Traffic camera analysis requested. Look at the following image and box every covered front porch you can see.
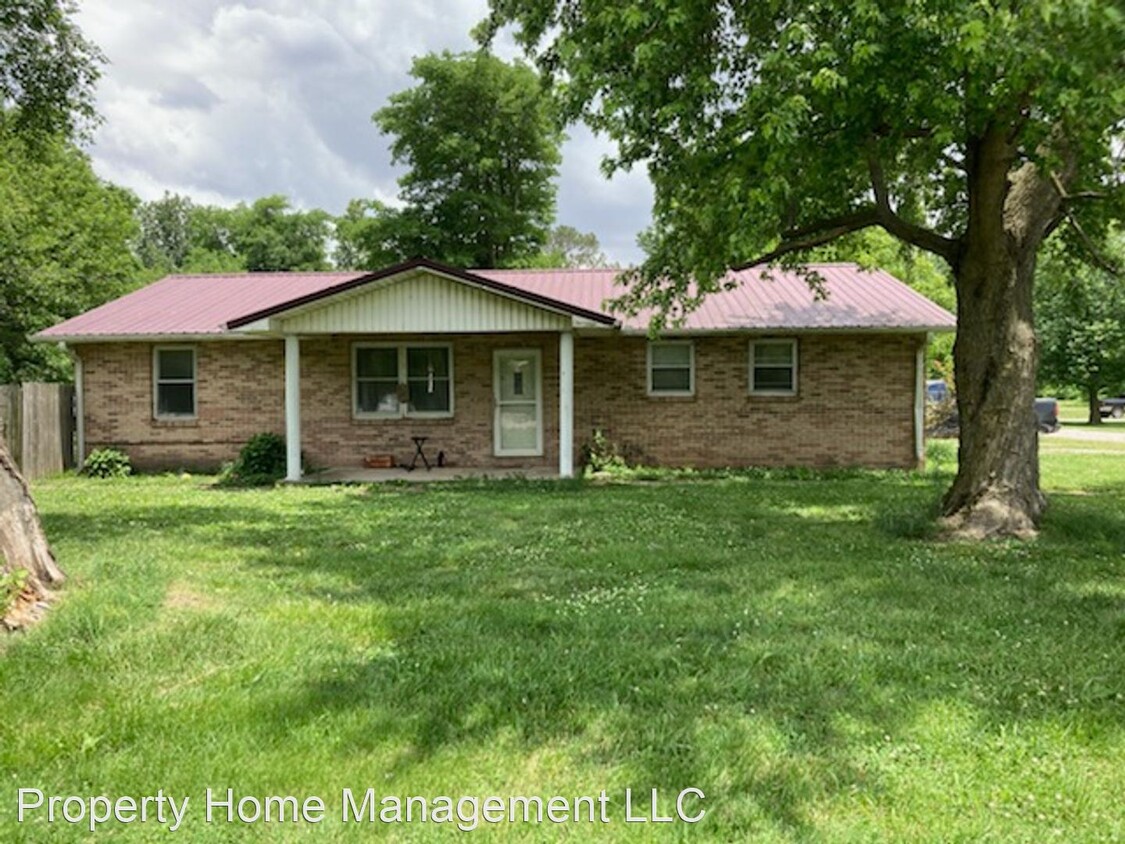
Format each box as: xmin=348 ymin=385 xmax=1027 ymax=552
xmin=222 ymin=261 xmax=616 ymax=482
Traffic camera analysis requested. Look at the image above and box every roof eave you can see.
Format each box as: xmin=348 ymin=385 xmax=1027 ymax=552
xmin=617 ymin=323 xmax=955 ymax=336
xmin=31 ymin=331 xmax=250 ymax=344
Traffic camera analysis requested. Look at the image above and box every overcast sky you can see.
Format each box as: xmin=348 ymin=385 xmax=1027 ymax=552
xmin=75 ymin=0 xmax=654 ymax=265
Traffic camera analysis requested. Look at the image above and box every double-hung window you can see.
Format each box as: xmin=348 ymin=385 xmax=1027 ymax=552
xmin=354 ymin=344 xmax=453 ymax=418
xmin=153 ymin=346 xmax=196 ymax=418
xmin=749 ymin=339 xmax=798 ymax=395
xmin=647 ymin=341 xmax=694 ymax=396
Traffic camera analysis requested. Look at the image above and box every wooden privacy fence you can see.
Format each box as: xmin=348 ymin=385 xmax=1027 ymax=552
xmin=0 ymin=383 xmax=76 ymax=480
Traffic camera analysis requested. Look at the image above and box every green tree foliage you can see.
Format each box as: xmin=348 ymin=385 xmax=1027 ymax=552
xmin=137 ymin=193 xmax=331 ymax=274
xmin=1036 ymin=233 xmax=1125 ymax=423
xmin=0 ymin=0 xmax=102 ymax=141
xmin=0 ymin=120 xmax=141 ymax=381
xmin=540 ymin=225 xmax=612 ymax=268
xmin=234 ymin=195 xmax=331 ymax=272
xmin=370 ymin=50 xmax=563 ymax=268
xmin=333 ymin=199 xmax=404 ymax=270
xmin=483 ymin=0 xmax=1125 ymax=536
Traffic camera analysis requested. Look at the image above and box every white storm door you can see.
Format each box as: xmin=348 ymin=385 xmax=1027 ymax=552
xmin=494 ymin=349 xmax=543 ymax=456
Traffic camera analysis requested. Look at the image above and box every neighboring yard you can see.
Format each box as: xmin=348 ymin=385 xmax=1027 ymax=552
xmin=1 ymin=444 xmax=1122 ymax=842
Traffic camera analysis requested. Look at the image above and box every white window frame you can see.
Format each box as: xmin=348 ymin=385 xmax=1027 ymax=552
xmin=352 ymin=342 xmax=454 ymax=420
xmin=647 ymin=340 xmax=695 ymax=397
xmin=493 ymin=348 xmax=544 ymax=457
xmin=152 ymin=345 xmax=197 ymax=420
xmin=749 ymin=338 xmax=799 ymax=396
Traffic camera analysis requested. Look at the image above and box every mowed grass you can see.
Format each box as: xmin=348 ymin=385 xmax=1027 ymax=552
xmin=1 ymin=444 xmax=1123 ymax=842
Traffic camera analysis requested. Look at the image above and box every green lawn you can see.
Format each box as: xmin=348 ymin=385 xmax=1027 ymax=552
xmin=2 ymin=446 xmax=1123 ymax=842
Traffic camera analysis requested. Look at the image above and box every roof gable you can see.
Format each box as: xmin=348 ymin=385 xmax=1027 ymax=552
xmin=227 ymin=258 xmax=616 ymax=330
xmin=258 ymin=268 xmax=578 ymax=334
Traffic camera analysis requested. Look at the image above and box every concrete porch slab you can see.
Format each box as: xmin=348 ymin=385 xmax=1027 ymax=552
xmin=298 ymin=466 xmax=561 ymax=484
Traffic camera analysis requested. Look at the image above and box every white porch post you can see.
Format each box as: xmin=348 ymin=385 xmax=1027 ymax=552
xmin=285 ymin=334 xmax=302 ymax=481
xmin=559 ymin=330 xmax=574 ymax=477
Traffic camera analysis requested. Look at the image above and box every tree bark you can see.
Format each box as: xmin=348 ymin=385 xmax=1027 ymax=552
xmin=1087 ymin=386 xmax=1102 ymax=425
xmin=941 ymin=127 xmax=1067 ymax=539
xmin=1 ymin=438 xmax=64 ymax=630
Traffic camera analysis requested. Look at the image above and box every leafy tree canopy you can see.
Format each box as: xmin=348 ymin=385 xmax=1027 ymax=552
xmin=0 ymin=0 xmax=102 ymax=141
xmin=483 ymin=1 xmax=1122 ymax=302
xmin=482 ymin=0 xmax=1125 ymax=536
xmin=0 ymin=119 xmax=141 ymax=380
xmin=137 ymin=193 xmax=332 ymax=274
xmin=332 ymin=198 xmax=406 ymax=270
xmin=371 ymin=50 xmax=563 ymax=268
xmin=233 ymin=195 xmax=332 ymax=272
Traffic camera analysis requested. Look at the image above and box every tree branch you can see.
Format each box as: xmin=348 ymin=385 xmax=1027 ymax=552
xmin=867 ymin=152 xmax=961 ymax=264
xmin=732 ymin=207 xmax=880 ymax=270
xmin=1048 ymin=171 xmax=1110 ymax=204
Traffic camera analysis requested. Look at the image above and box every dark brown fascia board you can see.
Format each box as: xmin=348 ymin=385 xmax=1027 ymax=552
xmin=225 ymin=257 xmax=619 ymax=330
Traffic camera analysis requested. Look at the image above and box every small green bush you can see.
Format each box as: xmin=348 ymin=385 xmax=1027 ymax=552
xmin=219 ymin=432 xmax=288 ymax=487
xmin=82 ymin=448 xmax=132 ymax=479
xmin=581 ymin=428 xmax=628 ymax=474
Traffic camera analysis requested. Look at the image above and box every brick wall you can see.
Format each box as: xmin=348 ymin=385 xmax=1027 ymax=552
xmin=77 ymin=331 xmax=921 ymax=472
xmin=574 ymin=334 xmax=920 ymax=469
xmin=79 ymin=340 xmax=285 ymax=470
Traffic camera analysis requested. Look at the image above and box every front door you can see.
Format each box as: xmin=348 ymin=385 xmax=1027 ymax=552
xmin=494 ymin=349 xmax=543 ymax=456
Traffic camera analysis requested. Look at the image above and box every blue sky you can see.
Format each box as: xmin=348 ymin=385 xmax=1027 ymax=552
xmin=76 ymin=0 xmax=654 ymax=265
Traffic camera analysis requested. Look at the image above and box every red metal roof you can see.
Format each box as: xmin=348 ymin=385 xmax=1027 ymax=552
xmin=476 ymin=264 xmax=955 ymax=331
xmin=37 ymin=260 xmax=954 ymax=340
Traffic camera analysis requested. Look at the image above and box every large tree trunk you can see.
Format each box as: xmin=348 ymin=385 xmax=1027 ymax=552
xmin=1 ymin=438 xmax=64 ymax=630
xmin=941 ymin=127 xmax=1068 ymax=539
xmin=944 ymin=241 xmax=1044 ymax=537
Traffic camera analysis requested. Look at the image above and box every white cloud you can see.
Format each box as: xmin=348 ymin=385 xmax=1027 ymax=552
xmin=77 ymin=0 xmax=651 ymax=264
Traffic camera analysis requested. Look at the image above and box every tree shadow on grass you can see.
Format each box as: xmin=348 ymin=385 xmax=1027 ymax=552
xmin=35 ymin=475 xmax=1125 ymax=837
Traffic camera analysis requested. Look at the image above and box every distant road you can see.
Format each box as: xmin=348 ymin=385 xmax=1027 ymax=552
xmin=1051 ymin=424 xmax=1125 ymax=444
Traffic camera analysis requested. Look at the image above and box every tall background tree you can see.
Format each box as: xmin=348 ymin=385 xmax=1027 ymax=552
xmin=1 ymin=0 xmax=104 ymax=619
xmin=1036 ymin=232 xmax=1125 ymax=423
xmin=0 ymin=120 xmax=140 ymax=381
xmin=482 ymin=0 xmax=1125 ymax=537
xmin=361 ymin=50 xmax=563 ymax=268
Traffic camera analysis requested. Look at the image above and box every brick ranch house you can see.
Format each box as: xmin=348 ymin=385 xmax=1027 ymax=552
xmin=36 ymin=257 xmax=955 ymax=480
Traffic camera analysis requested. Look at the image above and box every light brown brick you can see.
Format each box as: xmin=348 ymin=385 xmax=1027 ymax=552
xmin=76 ymin=332 xmax=920 ymax=472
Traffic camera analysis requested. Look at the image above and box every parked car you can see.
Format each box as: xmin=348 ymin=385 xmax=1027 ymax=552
xmin=1034 ymin=397 xmax=1060 ymax=433
xmin=926 ymin=379 xmax=949 ymax=402
xmin=1099 ymin=396 xmax=1125 ymax=419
